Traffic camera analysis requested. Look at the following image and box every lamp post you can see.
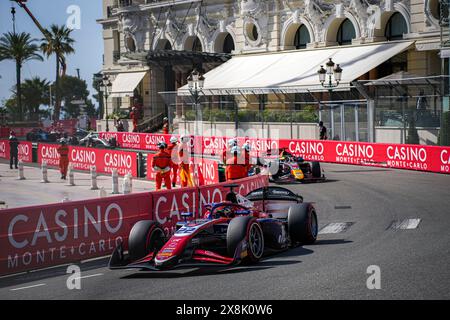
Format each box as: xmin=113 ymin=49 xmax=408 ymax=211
xmin=99 ymin=75 xmax=112 ymax=132
xmin=318 ymin=58 xmax=343 ymax=140
xmin=187 ymin=69 xmax=205 ymax=188
xmin=187 ymin=69 xmax=205 ymax=137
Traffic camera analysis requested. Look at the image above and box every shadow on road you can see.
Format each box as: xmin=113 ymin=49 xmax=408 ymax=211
xmin=313 ymin=239 xmax=353 ymax=245
xmin=120 ymin=259 xmax=302 ymax=279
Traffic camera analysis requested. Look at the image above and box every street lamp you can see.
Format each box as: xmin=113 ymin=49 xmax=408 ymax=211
xmin=318 ymin=58 xmax=343 ymax=140
xmin=187 ymin=68 xmax=205 ymax=137
xmin=318 ymin=58 xmax=343 ymax=90
xmin=99 ymin=75 xmax=112 ymax=132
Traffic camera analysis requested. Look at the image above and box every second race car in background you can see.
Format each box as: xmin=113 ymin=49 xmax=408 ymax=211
xmin=267 ymin=148 xmax=326 ymax=183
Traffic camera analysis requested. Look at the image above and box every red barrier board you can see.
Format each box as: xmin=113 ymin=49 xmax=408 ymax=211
xmin=151 ymin=187 xmax=199 ymax=236
xmin=99 ymin=132 xmax=171 ymax=151
xmin=38 ymin=143 xmax=138 ymax=177
xmin=0 ymin=140 xmax=33 ymax=163
xmin=279 ymin=139 xmax=450 ymax=174
xmin=0 ymin=193 xmax=152 ymax=276
xmin=0 ymin=127 xmax=9 ymax=138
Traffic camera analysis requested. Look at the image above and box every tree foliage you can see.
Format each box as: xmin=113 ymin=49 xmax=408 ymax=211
xmin=0 ymin=32 xmax=43 ymax=121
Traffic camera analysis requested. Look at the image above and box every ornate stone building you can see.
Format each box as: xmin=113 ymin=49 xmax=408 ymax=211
xmin=98 ymin=0 xmax=446 ymax=142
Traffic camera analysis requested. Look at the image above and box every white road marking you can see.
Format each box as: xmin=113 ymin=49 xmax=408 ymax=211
xmin=319 ymin=222 xmax=354 ymax=234
xmin=390 ymin=218 xmax=421 ymax=230
xmin=75 ymin=273 xmax=104 ymax=280
xmin=10 ymin=283 xmax=46 ymax=291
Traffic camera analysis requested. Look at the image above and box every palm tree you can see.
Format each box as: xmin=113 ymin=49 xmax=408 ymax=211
xmin=0 ymin=32 xmax=43 ymax=121
xmin=21 ymin=77 xmax=50 ymax=121
xmin=41 ymin=24 xmax=75 ymax=121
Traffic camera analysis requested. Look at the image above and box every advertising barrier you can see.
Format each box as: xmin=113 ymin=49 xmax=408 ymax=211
xmin=99 ymin=132 xmax=171 ymax=151
xmin=278 ymin=139 xmax=450 ymax=174
xmin=0 ymin=127 xmax=9 ymax=138
xmin=37 ymin=143 xmax=138 ymax=177
xmin=96 ymin=132 xmax=450 ymax=175
xmin=0 ymin=140 xmax=33 ymax=163
xmin=0 ymin=193 xmax=152 ymax=275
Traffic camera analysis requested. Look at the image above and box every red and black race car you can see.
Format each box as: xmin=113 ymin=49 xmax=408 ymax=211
xmin=267 ymin=148 xmax=326 ymax=183
xmin=109 ymin=186 xmax=318 ymax=271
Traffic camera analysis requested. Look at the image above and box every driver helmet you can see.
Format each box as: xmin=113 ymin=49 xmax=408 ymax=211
xmin=170 ymin=136 xmax=178 ymax=144
xmin=231 ymin=145 xmax=241 ymax=156
xmin=242 ymin=143 xmax=251 ymax=152
xmin=163 ymin=117 xmax=168 ymax=122
xmin=157 ymin=141 xmax=167 ymax=149
xmin=227 ymin=138 xmax=237 ymax=147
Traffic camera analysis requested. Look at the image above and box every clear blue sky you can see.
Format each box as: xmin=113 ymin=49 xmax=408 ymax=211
xmin=0 ymin=0 xmax=103 ymax=106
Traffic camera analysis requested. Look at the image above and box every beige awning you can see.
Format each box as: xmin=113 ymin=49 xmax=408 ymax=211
xmin=111 ymin=71 xmax=147 ymax=98
xmin=178 ymin=41 xmax=414 ymax=96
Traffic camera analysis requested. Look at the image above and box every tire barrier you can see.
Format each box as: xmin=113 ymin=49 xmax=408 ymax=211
xmin=0 ymin=174 xmax=268 ymax=276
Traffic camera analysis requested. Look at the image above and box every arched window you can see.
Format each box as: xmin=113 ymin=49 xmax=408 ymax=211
xmin=192 ymin=37 xmax=203 ymax=52
xmin=294 ymin=25 xmax=310 ymax=49
xmin=126 ymin=36 xmax=136 ymax=52
xmin=336 ymin=19 xmax=356 ymax=45
xmin=164 ymin=40 xmax=172 ymax=50
xmin=223 ymin=33 xmax=235 ymax=53
xmin=385 ymin=12 xmax=408 ymax=41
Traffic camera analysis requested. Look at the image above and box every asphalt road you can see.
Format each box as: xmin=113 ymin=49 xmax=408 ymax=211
xmin=1 ymin=163 xmax=449 ymax=300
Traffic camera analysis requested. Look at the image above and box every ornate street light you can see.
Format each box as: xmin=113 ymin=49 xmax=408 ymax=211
xmin=318 ymin=58 xmax=343 ymax=90
xmin=318 ymin=58 xmax=343 ymax=141
xmin=187 ymin=68 xmax=204 ymax=136
xmin=99 ymin=75 xmax=112 ymax=132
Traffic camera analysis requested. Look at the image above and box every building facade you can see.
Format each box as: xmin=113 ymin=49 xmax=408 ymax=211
xmin=98 ymin=0 xmax=447 ymax=143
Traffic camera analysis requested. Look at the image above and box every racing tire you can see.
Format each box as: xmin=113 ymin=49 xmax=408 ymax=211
xmin=311 ymin=162 xmax=321 ymax=178
xmin=227 ymin=216 xmax=264 ymax=263
xmin=128 ymin=220 xmax=166 ymax=261
xmin=288 ymin=203 xmax=318 ymax=245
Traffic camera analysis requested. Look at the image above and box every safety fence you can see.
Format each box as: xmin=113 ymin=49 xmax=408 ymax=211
xmin=98 ymin=132 xmax=450 ymax=175
xmin=0 ymin=174 xmax=268 ymax=276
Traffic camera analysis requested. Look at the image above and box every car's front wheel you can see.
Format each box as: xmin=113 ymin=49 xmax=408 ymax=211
xmin=128 ymin=220 xmax=166 ymax=261
xmin=227 ymin=216 xmax=264 ymax=263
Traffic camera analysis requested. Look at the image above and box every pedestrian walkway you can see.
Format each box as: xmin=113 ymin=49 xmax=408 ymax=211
xmin=0 ymin=161 xmax=155 ymax=209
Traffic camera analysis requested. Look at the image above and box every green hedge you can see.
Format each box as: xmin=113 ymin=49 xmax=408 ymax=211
xmin=184 ymin=106 xmax=318 ymax=123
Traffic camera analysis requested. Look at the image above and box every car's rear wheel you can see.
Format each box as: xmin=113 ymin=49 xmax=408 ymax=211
xmin=311 ymin=162 xmax=321 ymax=178
xmin=128 ymin=220 xmax=166 ymax=261
xmin=227 ymin=216 xmax=264 ymax=263
xmin=288 ymin=203 xmax=318 ymax=245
